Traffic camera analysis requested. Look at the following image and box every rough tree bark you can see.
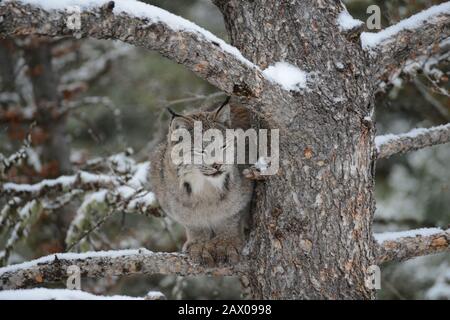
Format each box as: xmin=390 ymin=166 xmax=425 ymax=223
xmin=0 ymin=0 xmax=449 ymax=299
xmin=211 ymin=0 xmax=377 ymax=299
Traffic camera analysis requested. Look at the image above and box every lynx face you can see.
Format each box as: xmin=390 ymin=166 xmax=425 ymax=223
xmin=167 ymin=103 xmax=234 ymax=194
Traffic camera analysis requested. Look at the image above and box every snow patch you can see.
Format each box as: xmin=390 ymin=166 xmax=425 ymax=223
xmin=374 ymin=228 xmax=445 ymax=243
xmin=0 ymin=288 xmax=143 ymax=300
xmin=361 ymin=2 xmax=450 ymax=49
xmin=128 ymin=161 xmax=150 ymax=189
xmin=263 ymin=62 xmax=308 ymax=91
xmin=255 ymin=157 xmax=269 ymax=172
xmin=146 ymin=290 xmax=165 ymax=300
xmin=337 ymin=10 xmax=363 ymax=31
xmin=127 ymin=191 xmax=157 ymax=211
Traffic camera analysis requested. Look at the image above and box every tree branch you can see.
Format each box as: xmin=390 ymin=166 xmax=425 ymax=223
xmin=375 ymin=228 xmax=450 ymax=264
xmin=0 ymin=288 xmax=166 ymax=300
xmin=361 ymin=2 xmax=450 ymax=84
xmin=375 ymin=123 xmax=450 ymax=159
xmin=1 ymin=171 xmax=117 ymax=198
xmin=0 ymin=0 xmax=265 ymax=97
xmin=376 ymin=37 xmax=450 ymax=94
xmin=0 ymin=249 xmax=239 ymax=290
xmin=59 ymin=43 xmax=132 ymax=86
xmin=0 ymin=128 xmax=32 ymax=177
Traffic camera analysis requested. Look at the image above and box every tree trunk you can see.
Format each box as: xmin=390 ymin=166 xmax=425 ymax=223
xmin=216 ymin=0 xmax=377 ymax=299
xmin=23 ymin=37 xmax=72 ymax=176
xmin=0 ymin=38 xmax=17 ymax=93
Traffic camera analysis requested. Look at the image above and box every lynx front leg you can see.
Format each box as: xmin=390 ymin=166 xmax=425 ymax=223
xmin=209 ymin=214 xmax=243 ymax=264
xmin=183 ymin=227 xmax=215 ymax=266
xmin=183 ymin=215 xmax=243 ymax=266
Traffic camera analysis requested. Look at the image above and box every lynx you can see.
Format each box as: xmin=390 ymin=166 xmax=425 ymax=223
xmin=150 ymin=99 xmax=253 ymax=265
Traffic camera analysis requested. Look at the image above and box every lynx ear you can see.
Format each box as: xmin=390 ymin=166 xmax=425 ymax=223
xmin=167 ymin=108 xmax=189 ymax=131
xmin=214 ymin=102 xmax=231 ymax=127
xmin=170 ymin=116 xmax=191 ymax=132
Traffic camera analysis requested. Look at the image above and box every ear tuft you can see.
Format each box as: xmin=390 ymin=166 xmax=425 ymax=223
xmin=167 ymin=107 xmax=183 ymax=119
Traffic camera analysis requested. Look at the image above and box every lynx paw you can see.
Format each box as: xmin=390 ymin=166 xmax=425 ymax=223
xmin=183 ymin=238 xmax=241 ymax=266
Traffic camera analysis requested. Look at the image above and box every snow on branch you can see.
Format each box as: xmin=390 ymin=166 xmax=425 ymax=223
xmin=0 ymin=249 xmax=238 ymax=290
xmin=375 ymin=228 xmax=450 ymax=264
xmin=337 ymin=10 xmax=363 ymax=32
xmin=377 ymin=37 xmax=450 ymax=93
xmin=0 ymin=288 xmax=166 ymax=300
xmin=1 ymin=171 xmax=117 ymax=198
xmin=0 ymin=130 xmax=32 ymax=177
xmin=375 ymin=123 xmax=450 ymax=159
xmin=0 ymin=0 xmax=265 ymax=97
xmin=361 ymin=2 xmax=450 ymax=83
xmin=0 ymin=150 xmax=160 ymax=263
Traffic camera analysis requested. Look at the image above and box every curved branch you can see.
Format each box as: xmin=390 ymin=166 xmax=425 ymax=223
xmin=361 ymin=2 xmax=450 ymax=84
xmin=0 ymin=0 xmax=265 ymax=97
xmin=375 ymin=228 xmax=450 ymax=264
xmin=0 ymin=249 xmax=240 ymax=290
xmin=375 ymin=123 xmax=450 ymax=159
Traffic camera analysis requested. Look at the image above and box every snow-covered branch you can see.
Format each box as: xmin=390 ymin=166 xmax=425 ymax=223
xmin=0 ymin=129 xmax=32 ymax=176
xmin=375 ymin=123 xmax=450 ymax=159
xmin=0 ymin=288 xmax=165 ymax=300
xmin=377 ymin=37 xmax=450 ymax=93
xmin=0 ymin=0 xmax=265 ymax=97
xmin=0 ymin=150 xmax=159 ymax=262
xmin=1 ymin=171 xmax=117 ymax=198
xmin=375 ymin=228 xmax=450 ymax=264
xmin=0 ymin=249 xmax=238 ymax=290
xmin=361 ymin=3 xmax=450 ymax=84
